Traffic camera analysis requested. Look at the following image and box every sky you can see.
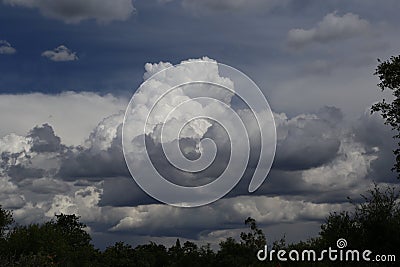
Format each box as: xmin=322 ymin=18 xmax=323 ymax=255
xmin=1 ymin=0 xmax=400 ymax=250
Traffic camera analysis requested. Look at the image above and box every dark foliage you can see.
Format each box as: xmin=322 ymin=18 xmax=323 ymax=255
xmin=0 ymin=213 xmax=97 ymax=266
xmin=371 ymin=55 xmax=400 ymax=177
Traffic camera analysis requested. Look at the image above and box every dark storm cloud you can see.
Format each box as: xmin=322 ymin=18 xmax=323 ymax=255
xmin=144 ymin=130 xmax=229 ymax=188
xmin=274 ymin=106 xmax=342 ymax=171
xmin=2 ymin=0 xmax=135 ymax=23
xmin=28 ymin=123 xmax=63 ymax=153
xmin=98 ymin=177 xmax=156 ymax=207
xmin=354 ymin=112 xmax=397 ymax=182
xmin=275 ymin=134 xmax=339 ymax=171
xmin=7 ymin=165 xmax=45 ymax=181
xmin=0 ymin=99 xmax=397 ymax=249
xmin=19 ymin=177 xmax=70 ymax=194
xmin=48 ymin=104 xmax=370 ymax=207
xmin=58 ymin=125 xmax=130 ymax=180
xmin=0 ymin=97 xmax=393 ymax=211
xmin=57 ymin=144 xmax=129 ymax=180
xmin=225 ymin=168 xmax=305 ymax=200
xmin=259 ymin=169 xmax=365 ymax=204
xmin=0 ymin=104 xmax=347 ymax=208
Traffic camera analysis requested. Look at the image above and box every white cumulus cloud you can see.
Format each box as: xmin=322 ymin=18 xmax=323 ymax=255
xmin=41 ymin=45 xmax=78 ymax=62
xmin=0 ymin=40 xmax=16 ymax=54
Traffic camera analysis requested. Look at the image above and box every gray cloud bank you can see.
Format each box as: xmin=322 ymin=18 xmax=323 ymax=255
xmin=0 ymin=59 xmax=398 ymax=248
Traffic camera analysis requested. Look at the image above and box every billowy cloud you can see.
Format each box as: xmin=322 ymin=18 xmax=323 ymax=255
xmin=109 ymin=195 xmax=351 ymax=235
xmin=42 ymin=45 xmax=78 ymax=62
xmin=287 ymin=11 xmax=371 ymax=49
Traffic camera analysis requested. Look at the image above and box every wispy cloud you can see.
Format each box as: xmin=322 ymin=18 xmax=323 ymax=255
xmin=181 ymin=0 xmax=290 ymax=12
xmin=2 ymin=0 xmax=135 ymax=24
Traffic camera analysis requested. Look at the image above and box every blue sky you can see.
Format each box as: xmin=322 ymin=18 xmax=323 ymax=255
xmin=1 ymin=0 xmax=396 ymax=95
xmin=1 ymin=0 xmax=400 ymax=249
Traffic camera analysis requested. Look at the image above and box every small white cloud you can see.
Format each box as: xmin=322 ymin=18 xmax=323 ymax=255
xmin=0 ymin=40 xmax=16 ymax=55
xmin=41 ymin=45 xmax=78 ymax=62
xmin=287 ymin=11 xmax=370 ymax=49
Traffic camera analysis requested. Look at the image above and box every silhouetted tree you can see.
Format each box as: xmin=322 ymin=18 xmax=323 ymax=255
xmin=101 ymin=241 xmax=135 ymax=267
xmin=168 ymin=238 xmax=183 ymax=264
xmin=371 ymin=55 xmax=400 ymax=177
xmin=0 ymin=205 xmax=13 ymax=238
xmin=216 ymin=217 xmax=267 ymax=267
xmin=320 ymin=185 xmax=400 ymax=257
xmin=0 ymin=206 xmax=14 ymax=265
xmin=133 ymin=242 xmax=169 ymax=267
xmin=197 ymin=243 xmax=217 ymax=267
xmin=240 ymin=217 xmax=267 ymax=250
xmin=4 ymin=214 xmax=97 ymax=266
